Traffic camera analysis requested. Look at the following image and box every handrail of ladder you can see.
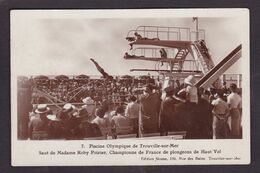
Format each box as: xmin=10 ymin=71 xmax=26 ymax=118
xmin=194 ymin=41 xmax=214 ymax=67
xmin=191 ymin=44 xmax=209 ymax=74
xmin=195 ymin=44 xmax=242 ymax=88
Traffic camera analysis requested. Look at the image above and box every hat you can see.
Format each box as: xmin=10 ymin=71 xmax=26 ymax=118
xmin=62 ymin=103 xmax=76 ymax=113
xmin=164 ymin=86 xmax=174 ymax=93
xmin=173 ymin=88 xmax=186 ymax=102
xmin=35 ymin=104 xmax=50 ymax=114
xmin=82 ymin=97 xmax=94 ymax=105
xmin=47 ymin=114 xmax=60 ymax=121
xmin=143 ymin=84 xmax=153 ymax=93
xmin=184 ymin=75 xmax=196 ymax=85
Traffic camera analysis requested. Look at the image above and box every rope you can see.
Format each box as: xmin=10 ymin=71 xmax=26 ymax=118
xmin=35 ymin=88 xmax=65 ymax=103
xmin=67 ymin=85 xmax=88 ymax=103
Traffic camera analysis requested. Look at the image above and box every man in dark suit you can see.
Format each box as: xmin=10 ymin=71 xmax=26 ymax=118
xmin=77 ymin=107 xmax=102 ymax=139
xmin=139 ymin=84 xmax=161 ymax=133
xmin=159 ymin=86 xmax=179 ymax=136
xmin=173 ymin=89 xmax=192 ymax=138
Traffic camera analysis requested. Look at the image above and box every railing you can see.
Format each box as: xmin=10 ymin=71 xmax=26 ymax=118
xmin=127 ymin=25 xmax=205 ymax=41
xmin=190 ymin=44 xmax=210 ymax=74
xmin=132 ymin=47 xmax=175 ymax=58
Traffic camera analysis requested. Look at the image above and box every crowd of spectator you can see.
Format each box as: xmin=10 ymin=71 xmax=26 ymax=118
xmin=18 ymin=75 xmax=156 ymax=105
xmin=17 ymin=75 xmax=242 ymax=140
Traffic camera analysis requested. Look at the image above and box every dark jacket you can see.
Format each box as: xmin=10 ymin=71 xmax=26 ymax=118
xmin=159 ymin=96 xmax=179 ymax=133
xmin=28 ymin=115 xmax=50 ymax=140
xmin=78 ymin=120 xmax=102 ymax=139
xmin=139 ymin=92 xmax=161 ymax=133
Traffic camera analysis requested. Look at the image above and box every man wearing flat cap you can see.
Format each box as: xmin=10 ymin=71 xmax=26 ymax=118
xmin=159 ymin=86 xmax=179 ymax=135
xmin=139 ymin=84 xmax=161 ymax=133
xmin=59 ymin=103 xmax=81 ymax=139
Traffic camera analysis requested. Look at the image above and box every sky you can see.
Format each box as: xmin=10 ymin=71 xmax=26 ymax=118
xmin=11 ymin=10 xmax=247 ymax=76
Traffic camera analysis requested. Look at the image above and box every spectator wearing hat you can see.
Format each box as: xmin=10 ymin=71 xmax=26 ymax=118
xmin=227 ymin=83 xmax=242 ymax=138
xmin=183 ymin=75 xmax=199 ymax=138
xmin=125 ymin=95 xmax=140 ymax=136
xmin=59 ymin=103 xmax=81 ymax=140
xmin=47 ymin=114 xmax=64 ymax=139
xmin=77 ymin=108 xmax=102 ymax=139
xmin=211 ymin=91 xmax=230 ymax=139
xmin=139 ymin=84 xmax=161 ymax=133
xmin=184 ymin=75 xmax=198 ymax=104
xmin=28 ymin=104 xmax=50 ymax=140
xmin=159 ymin=86 xmax=179 ymax=136
xmin=82 ymin=96 xmax=96 ymax=120
xmin=172 ymin=89 xmax=193 ymax=137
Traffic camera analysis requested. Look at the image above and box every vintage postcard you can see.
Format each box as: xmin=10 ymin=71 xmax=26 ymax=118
xmin=11 ymin=9 xmax=250 ymax=166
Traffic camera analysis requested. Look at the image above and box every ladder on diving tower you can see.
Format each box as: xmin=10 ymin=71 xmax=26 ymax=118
xmin=189 ymin=43 xmax=214 ymax=75
xmin=195 ymin=44 xmax=242 ymax=89
xmin=171 ymin=48 xmax=189 ymax=71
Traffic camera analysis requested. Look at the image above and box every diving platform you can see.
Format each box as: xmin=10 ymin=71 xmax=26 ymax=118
xmin=130 ymin=40 xmax=192 ymax=49
xmin=124 ymin=54 xmax=175 ymax=62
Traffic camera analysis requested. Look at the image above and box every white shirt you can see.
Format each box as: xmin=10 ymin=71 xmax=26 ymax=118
xmin=186 ymin=85 xmax=198 ymax=104
xmin=104 ymin=111 xmax=114 ymax=122
xmin=82 ymin=104 xmax=96 ymax=117
xmin=111 ymin=114 xmax=131 ymax=128
xmin=227 ymin=92 xmax=242 ymax=109
xmin=92 ymin=116 xmax=110 ymax=128
xmin=125 ymin=101 xmax=140 ymax=119
xmin=212 ymin=98 xmax=229 ymax=115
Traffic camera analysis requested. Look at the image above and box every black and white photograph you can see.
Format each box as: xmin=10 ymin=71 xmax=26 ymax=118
xmin=11 ymin=9 xmax=250 ymax=166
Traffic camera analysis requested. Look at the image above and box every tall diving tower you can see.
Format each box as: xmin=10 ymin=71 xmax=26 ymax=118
xmin=124 ymin=25 xmax=215 ymax=77
xmin=124 ymin=25 xmax=242 ymax=89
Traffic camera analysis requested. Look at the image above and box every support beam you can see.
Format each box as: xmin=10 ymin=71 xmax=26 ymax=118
xmin=195 ymin=44 xmax=242 ymax=89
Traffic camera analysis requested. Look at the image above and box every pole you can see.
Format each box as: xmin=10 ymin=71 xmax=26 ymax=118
xmin=195 ymin=17 xmax=199 ymax=41
xmin=193 ymin=17 xmax=199 ymax=41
